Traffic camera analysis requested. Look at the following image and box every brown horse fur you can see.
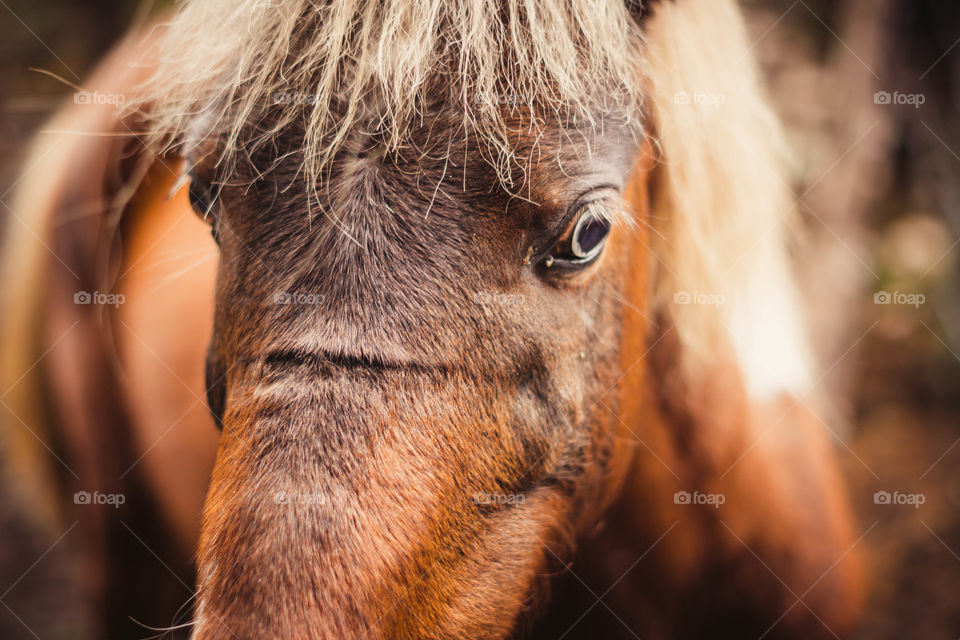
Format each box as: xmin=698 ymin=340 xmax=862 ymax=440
xmin=0 ymin=1 xmax=864 ymax=638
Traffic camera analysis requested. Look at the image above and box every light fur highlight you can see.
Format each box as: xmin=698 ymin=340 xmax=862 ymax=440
xmin=131 ymin=0 xmax=646 ymax=190
xmin=644 ymin=0 xmax=812 ymax=393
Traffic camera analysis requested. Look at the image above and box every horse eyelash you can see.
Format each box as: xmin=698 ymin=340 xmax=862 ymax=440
xmin=596 ymin=197 xmax=635 ymax=232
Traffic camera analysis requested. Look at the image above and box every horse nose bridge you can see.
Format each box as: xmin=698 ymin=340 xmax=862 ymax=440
xmin=192 ymin=485 xmax=418 ymax=640
xmin=192 ymin=372 xmax=461 ymax=637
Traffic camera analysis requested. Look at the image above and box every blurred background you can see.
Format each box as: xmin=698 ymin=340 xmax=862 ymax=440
xmin=0 ymin=0 xmax=958 ymax=638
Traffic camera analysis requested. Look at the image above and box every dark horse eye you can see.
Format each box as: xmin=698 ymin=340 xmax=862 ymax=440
xmin=187 ymin=180 xmax=221 ymax=244
xmin=571 ymin=209 xmax=612 ymax=259
xmin=541 ymin=202 xmax=613 ymax=271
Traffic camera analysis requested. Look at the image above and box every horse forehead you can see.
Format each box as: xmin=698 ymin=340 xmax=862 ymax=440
xmin=317 ymin=158 xmax=491 ymax=248
xmin=221 ymin=112 xmax=641 ymax=264
xmin=324 ymin=118 xmax=636 ymax=202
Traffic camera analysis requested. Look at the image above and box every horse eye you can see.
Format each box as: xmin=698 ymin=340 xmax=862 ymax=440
xmin=541 ymin=202 xmax=612 ymax=271
xmin=571 ymin=208 xmax=612 ymax=259
xmin=187 ymin=180 xmax=221 ymax=243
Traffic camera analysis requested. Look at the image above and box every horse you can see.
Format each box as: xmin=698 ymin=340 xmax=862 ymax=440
xmin=0 ymin=0 xmax=865 ymax=638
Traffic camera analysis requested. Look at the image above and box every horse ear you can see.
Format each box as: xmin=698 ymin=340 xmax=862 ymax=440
xmin=640 ymin=0 xmax=813 ymax=400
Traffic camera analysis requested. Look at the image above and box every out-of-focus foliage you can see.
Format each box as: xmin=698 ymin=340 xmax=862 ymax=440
xmin=747 ymin=1 xmax=960 ymax=637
